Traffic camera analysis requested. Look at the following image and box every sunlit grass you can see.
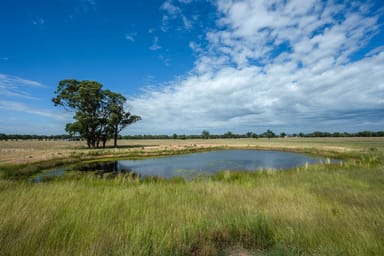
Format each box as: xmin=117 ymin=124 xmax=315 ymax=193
xmin=0 ymin=138 xmax=383 ymax=255
xmin=1 ymin=154 xmax=384 ymax=255
xmin=0 ymin=179 xmax=274 ymax=255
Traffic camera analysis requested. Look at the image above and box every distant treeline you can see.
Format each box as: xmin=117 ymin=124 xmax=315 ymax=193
xmin=1 ymin=130 xmax=383 ymax=141
xmin=0 ymin=134 xmax=74 ymax=141
xmin=121 ymin=130 xmax=384 ymax=140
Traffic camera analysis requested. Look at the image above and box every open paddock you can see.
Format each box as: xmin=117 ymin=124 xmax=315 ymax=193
xmin=1 ymin=137 xmax=383 ymax=165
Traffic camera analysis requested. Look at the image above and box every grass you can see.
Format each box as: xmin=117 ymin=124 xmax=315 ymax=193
xmin=0 ymin=178 xmax=275 ymax=255
xmin=0 ymin=138 xmax=383 ymax=255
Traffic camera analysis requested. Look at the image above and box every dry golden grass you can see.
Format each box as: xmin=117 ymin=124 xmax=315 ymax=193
xmin=0 ymin=140 xmax=83 ymax=164
xmin=1 ymin=137 xmax=383 ymax=165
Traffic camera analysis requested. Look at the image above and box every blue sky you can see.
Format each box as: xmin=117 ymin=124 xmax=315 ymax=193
xmin=0 ymin=0 xmax=383 ymax=135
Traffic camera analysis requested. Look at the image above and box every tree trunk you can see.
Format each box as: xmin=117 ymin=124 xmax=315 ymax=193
xmin=113 ymin=124 xmax=118 ymax=148
xmin=114 ymin=133 xmax=118 ymax=148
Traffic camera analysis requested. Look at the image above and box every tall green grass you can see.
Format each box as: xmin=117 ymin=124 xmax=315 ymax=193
xmin=1 ymin=152 xmax=383 ymax=255
xmin=0 ymin=179 xmax=274 ymax=255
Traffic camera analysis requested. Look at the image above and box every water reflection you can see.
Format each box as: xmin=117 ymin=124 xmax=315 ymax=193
xmin=116 ymin=150 xmax=327 ymax=178
xmin=34 ymin=150 xmax=333 ymax=182
xmin=75 ymin=161 xmax=139 ymax=179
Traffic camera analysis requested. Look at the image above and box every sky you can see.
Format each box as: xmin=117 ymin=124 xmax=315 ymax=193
xmin=0 ymin=0 xmax=383 ymax=135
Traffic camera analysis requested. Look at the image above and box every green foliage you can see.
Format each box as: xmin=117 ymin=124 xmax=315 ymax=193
xmin=260 ymin=129 xmax=277 ymax=139
xmin=2 ymin=130 xmax=384 ymax=141
xmin=52 ymin=79 xmax=140 ymax=148
xmin=201 ymin=130 xmax=210 ymax=139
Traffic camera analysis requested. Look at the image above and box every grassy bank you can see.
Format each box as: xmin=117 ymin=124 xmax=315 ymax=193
xmin=0 ymin=138 xmax=383 ymax=255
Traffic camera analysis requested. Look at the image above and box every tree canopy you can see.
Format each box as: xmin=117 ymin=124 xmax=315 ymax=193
xmin=52 ymin=79 xmax=141 ymax=148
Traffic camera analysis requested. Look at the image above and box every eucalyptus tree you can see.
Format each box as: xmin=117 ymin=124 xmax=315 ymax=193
xmin=201 ymin=130 xmax=210 ymax=139
xmin=52 ymin=79 xmax=140 ymax=148
xmin=104 ymin=90 xmax=141 ymax=147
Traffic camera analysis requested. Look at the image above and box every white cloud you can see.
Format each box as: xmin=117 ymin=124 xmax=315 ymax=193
xmin=366 ymin=46 xmax=384 ymax=57
xmin=32 ymin=18 xmax=45 ymax=25
xmin=161 ymin=1 xmax=181 ymax=17
xmin=124 ymin=32 xmax=136 ymax=42
xmin=182 ymin=15 xmax=192 ymax=30
xmin=0 ymin=74 xmax=46 ymax=89
xmin=149 ymin=36 xmax=161 ymax=51
xmin=0 ymin=85 xmax=40 ymax=100
xmin=78 ymin=0 xmax=97 ymax=13
xmin=0 ymin=74 xmax=74 ymax=134
xmin=159 ymin=54 xmax=171 ymax=66
xmin=128 ymin=0 xmax=384 ymax=134
xmin=161 ymin=15 xmax=170 ymax=32
xmin=0 ymin=100 xmax=68 ymax=120
xmin=178 ymin=0 xmax=192 ymax=3
xmin=160 ymin=0 xmax=195 ymax=31
xmin=87 ymin=0 xmax=96 ymax=7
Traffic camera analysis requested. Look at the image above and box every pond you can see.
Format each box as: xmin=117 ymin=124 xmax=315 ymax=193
xmin=34 ymin=150 xmax=332 ymax=182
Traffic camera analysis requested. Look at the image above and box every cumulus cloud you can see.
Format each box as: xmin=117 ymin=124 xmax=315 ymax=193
xmin=128 ymin=0 xmax=384 ymax=134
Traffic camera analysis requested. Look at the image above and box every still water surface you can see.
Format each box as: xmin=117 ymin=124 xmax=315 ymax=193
xmin=118 ymin=150 xmax=326 ymax=178
xmin=35 ymin=150 xmax=329 ymax=181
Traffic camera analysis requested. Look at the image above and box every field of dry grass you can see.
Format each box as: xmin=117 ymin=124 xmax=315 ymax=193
xmin=1 ymin=137 xmax=383 ymax=165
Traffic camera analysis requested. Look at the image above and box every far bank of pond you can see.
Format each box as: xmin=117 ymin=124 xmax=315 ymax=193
xmin=34 ymin=149 xmax=334 ymax=181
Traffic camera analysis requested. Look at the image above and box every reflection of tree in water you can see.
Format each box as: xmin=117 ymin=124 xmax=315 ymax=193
xmin=76 ymin=161 xmax=139 ymax=179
